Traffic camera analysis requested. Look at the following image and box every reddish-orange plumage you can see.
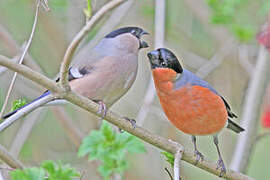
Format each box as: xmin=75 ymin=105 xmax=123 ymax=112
xmin=152 ymin=68 xmax=228 ymax=135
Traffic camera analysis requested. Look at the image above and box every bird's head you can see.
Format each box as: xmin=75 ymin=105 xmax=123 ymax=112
xmin=147 ymin=48 xmax=183 ymax=74
xmin=104 ymin=27 xmax=149 ymax=52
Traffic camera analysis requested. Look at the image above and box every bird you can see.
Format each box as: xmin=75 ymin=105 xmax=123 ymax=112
xmin=2 ymin=27 xmax=149 ymax=126
xmin=147 ymin=48 xmax=244 ymax=176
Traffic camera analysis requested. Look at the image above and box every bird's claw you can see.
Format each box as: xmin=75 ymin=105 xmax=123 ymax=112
xmin=194 ymin=150 xmax=204 ymax=165
xmin=118 ymin=117 xmax=136 ymax=133
xmin=97 ymin=101 xmax=107 ymax=119
xmin=216 ymin=158 xmax=226 ymax=177
xmin=123 ymin=117 xmax=136 ymax=129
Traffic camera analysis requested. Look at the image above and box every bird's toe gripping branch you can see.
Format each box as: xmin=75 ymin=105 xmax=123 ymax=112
xmin=216 ymin=157 xmax=226 ymax=177
xmin=194 ymin=149 xmax=204 ymax=165
xmin=118 ymin=117 xmax=136 ymax=133
xmin=123 ymin=117 xmax=136 ymax=129
xmin=97 ymin=100 xmax=107 ymax=119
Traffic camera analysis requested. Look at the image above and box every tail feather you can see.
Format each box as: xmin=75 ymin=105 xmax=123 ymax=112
xmin=227 ymin=119 xmax=244 ymax=133
xmin=2 ymin=91 xmax=51 ymax=119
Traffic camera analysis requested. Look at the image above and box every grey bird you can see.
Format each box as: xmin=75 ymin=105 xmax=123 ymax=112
xmin=3 ymin=27 xmax=149 ymax=124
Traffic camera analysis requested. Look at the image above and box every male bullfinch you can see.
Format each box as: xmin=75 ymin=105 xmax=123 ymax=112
xmin=147 ymin=48 xmax=244 ymax=176
xmin=3 ymin=27 xmax=149 ymax=124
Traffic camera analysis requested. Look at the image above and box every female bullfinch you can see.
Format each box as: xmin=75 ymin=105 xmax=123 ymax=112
xmin=2 ymin=27 xmax=149 ymax=130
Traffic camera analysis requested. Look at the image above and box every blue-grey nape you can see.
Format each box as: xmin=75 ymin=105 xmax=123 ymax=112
xmin=173 ymin=69 xmax=218 ymax=95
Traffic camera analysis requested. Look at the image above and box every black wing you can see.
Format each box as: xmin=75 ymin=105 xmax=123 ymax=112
xmin=221 ymin=96 xmax=244 ymax=133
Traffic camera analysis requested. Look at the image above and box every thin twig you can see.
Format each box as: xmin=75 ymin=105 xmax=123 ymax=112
xmin=136 ymin=0 xmax=166 ymax=126
xmin=0 ymin=55 xmax=60 ymax=92
xmin=0 ymin=144 xmax=24 ymax=169
xmin=0 ymin=24 xmax=43 ymax=73
xmin=230 ymin=45 xmax=270 ymax=172
xmin=165 ymin=168 xmax=174 ymax=180
xmin=59 ymin=0 xmax=126 ymax=88
xmin=0 ymin=54 xmax=254 ymax=180
xmin=174 ymin=149 xmax=183 ymax=180
xmin=76 ymin=0 xmax=134 ymax=51
xmin=0 ymin=0 xmax=41 ymax=118
xmin=0 ymin=93 xmax=56 ymax=132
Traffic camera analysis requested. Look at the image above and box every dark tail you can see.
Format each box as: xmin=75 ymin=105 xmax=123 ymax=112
xmin=2 ymin=91 xmax=51 ymax=119
xmin=227 ymin=119 xmax=244 ymax=133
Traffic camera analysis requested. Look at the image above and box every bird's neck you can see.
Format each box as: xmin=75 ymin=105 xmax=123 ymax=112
xmin=152 ymin=68 xmax=177 ymax=93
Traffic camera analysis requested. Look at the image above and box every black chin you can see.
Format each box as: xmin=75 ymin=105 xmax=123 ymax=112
xmin=139 ymin=40 xmax=149 ymax=49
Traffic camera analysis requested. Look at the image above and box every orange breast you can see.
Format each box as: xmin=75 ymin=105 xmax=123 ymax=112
xmin=157 ymin=85 xmax=228 ymax=135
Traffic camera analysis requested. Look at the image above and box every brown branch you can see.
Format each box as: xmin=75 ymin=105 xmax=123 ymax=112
xmin=59 ymin=0 xmax=126 ymax=88
xmin=0 ymin=94 xmax=56 ymax=132
xmin=0 ymin=55 xmax=60 ymax=92
xmin=0 ymin=24 xmax=43 ymax=73
xmin=0 ymin=53 xmax=253 ymax=180
xmin=0 ymin=144 xmax=24 ymax=169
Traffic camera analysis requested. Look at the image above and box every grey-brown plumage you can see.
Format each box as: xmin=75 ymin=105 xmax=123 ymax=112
xmin=3 ymin=27 xmax=149 ymax=119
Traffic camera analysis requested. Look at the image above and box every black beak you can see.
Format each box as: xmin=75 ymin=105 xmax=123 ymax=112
xmin=139 ymin=40 xmax=149 ymax=49
xmin=141 ymin=30 xmax=149 ymax=36
xmin=147 ymin=50 xmax=160 ymax=69
xmin=139 ymin=30 xmax=149 ymax=49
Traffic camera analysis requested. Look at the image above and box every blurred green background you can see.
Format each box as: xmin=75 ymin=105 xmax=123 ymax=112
xmin=0 ymin=0 xmax=270 ymax=179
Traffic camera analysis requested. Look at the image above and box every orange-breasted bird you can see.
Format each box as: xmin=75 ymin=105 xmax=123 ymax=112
xmin=147 ymin=48 xmax=244 ymax=176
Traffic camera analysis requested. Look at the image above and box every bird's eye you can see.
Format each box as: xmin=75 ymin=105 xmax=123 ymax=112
xmin=161 ymin=61 xmax=167 ymax=66
xmin=131 ymin=29 xmax=137 ymax=35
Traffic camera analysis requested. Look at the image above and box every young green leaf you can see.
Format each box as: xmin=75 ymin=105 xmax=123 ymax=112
xmin=10 ymin=161 xmax=80 ymax=180
xmin=10 ymin=168 xmax=45 ymax=180
xmin=41 ymin=160 xmax=80 ymax=180
xmin=84 ymin=0 xmax=92 ymax=20
xmin=78 ymin=121 xmax=146 ymax=179
xmin=161 ymin=151 xmax=175 ymax=167
xmin=11 ymin=98 xmax=27 ymax=111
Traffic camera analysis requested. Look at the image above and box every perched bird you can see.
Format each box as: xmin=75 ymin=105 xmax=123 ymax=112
xmin=147 ymin=48 xmax=244 ymax=176
xmin=3 ymin=27 xmax=149 ymax=124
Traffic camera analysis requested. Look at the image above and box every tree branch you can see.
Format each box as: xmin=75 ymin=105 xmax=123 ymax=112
xmin=0 ymin=55 xmax=60 ymax=92
xmin=0 ymin=93 xmax=56 ymax=132
xmin=174 ymin=147 xmax=183 ymax=180
xmin=0 ymin=52 xmax=253 ymax=180
xmin=0 ymin=144 xmax=24 ymax=169
xmin=59 ymin=0 xmax=126 ymax=88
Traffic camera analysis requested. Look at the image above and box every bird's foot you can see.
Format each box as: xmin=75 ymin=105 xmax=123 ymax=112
xmin=194 ymin=150 xmax=204 ymax=165
xmin=118 ymin=117 xmax=136 ymax=133
xmin=97 ymin=101 xmax=107 ymax=119
xmin=123 ymin=117 xmax=136 ymax=129
xmin=216 ymin=157 xmax=226 ymax=177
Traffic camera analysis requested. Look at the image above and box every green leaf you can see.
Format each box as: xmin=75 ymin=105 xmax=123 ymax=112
xmin=41 ymin=161 xmax=80 ymax=180
xmin=11 ymin=98 xmax=27 ymax=111
xmin=161 ymin=151 xmax=175 ymax=167
xmin=232 ymin=24 xmax=255 ymax=42
xmin=10 ymin=168 xmax=45 ymax=180
xmin=78 ymin=121 xmax=146 ymax=178
xmin=84 ymin=0 xmax=92 ymax=19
